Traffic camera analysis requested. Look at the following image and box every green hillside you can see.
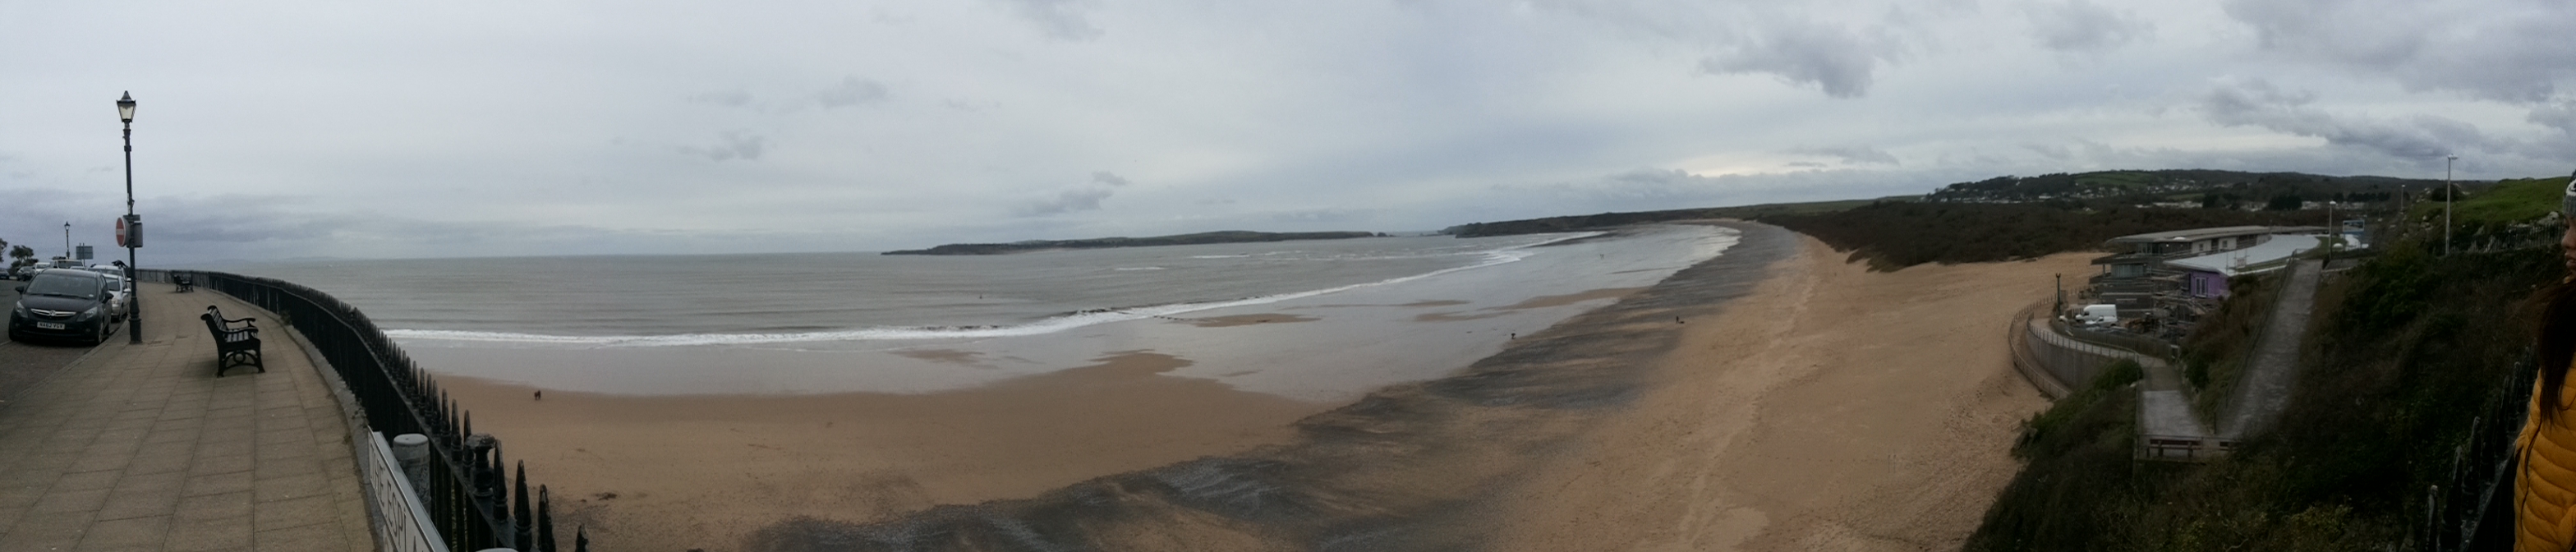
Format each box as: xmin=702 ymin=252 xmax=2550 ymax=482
xmin=2411 ymin=175 xmax=2569 ymax=227
xmin=1966 ymin=236 xmax=2553 ymax=550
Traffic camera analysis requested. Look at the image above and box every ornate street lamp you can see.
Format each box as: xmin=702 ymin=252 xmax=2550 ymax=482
xmin=118 ymin=91 xmax=140 ymax=343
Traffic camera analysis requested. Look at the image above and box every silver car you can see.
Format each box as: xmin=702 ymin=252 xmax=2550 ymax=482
xmin=80 ymin=265 xmax=131 ymax=323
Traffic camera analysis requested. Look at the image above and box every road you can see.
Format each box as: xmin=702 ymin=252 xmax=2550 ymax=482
xmin=0 ymin=281 xmax=108 ymax=404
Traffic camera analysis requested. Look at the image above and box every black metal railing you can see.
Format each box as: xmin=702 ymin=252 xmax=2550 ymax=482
xmin=151 ymin=269 xmax=586 ymax=552
xmin=2423 ymin=352 xmax=2530 ymax=552
xmin=2048 ymin=318 xmax=2179 ymax=361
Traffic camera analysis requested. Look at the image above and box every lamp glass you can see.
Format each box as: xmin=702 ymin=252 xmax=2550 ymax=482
xmin=116 ymin=92 xmax=134 ymax=123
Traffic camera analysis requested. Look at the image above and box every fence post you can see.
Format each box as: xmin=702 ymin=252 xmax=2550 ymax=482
xmin=393 ymin=433 xmax=432 ymax=501
xmin=2427 ymin=484 xmax=2440 ymax=552
xmin=514 ymin=462 xmax=532 ymax=549
xmin=538 ymin=485 xmax=557 ymax=552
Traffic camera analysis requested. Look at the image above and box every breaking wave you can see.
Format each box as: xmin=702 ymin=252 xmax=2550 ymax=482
xmin=380 ymin=233 xmax=1608 ymax=347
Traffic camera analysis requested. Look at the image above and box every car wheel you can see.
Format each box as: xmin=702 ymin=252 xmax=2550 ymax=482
xmin=90 ymin=322 xmax=108 ymax=346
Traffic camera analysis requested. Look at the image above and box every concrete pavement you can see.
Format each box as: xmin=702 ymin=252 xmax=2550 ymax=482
xmin=2220 ymin=258 xmax=2323 ymax=439
xmin=0 ymin=282 xmax=373 ymax=551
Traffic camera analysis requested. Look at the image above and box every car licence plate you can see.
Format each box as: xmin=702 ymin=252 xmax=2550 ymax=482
xmin=34 ymin=322 xmax=65 ymax=330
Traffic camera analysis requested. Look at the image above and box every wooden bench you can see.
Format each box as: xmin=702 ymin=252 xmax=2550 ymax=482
xmin=172 ymin=273 xmax=194 ymax=292
xmin=201 ymin=306 xmax=264 ymax=376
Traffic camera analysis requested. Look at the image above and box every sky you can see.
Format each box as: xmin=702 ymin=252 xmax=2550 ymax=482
xmin=3 ymin=0 xmax=2572 ymax=263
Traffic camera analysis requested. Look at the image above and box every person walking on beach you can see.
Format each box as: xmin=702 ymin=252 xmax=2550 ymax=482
xmin=2517 ymin=172 xmax=2576 ymax=551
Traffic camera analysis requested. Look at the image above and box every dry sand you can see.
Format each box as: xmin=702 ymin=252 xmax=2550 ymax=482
xmin=439 ymin=223 xmax=2101 ymax=551
xmin=1484 ymin=237 xmax=2097 ymax=551
xmin=440 ymin=351 xmax=1334 ymax=551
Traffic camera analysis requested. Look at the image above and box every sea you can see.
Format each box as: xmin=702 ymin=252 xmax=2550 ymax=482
xmin=209 ymin=224 xmax=1741 ymax=400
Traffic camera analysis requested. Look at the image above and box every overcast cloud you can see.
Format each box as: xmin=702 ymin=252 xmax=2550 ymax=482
xmin=2 ymin=0 xmax=2572 ymax=263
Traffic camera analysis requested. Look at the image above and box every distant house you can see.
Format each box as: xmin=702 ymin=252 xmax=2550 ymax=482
xmin=2089 ymin=226 xmax=2330 ymax=313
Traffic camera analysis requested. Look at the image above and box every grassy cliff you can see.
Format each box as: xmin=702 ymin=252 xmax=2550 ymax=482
xmin=1757 ymin=203 xmax=2321 ymax=270
xmin=1965 ymin=237 xmax=2556 ymax=550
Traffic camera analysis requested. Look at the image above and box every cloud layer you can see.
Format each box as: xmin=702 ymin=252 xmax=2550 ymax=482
xmin=0 ymin=0 xmax=2569 ymax=262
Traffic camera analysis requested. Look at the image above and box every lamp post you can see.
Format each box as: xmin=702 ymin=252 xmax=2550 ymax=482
xmin=118 ymin=91 xmax=139 ymax=343
xmin=2444 ymin=154 xmax=2456 ymax=256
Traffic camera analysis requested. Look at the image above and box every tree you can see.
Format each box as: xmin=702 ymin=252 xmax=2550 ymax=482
xmin=2266 ymin=193 xmax=2306 ymax=210
xmin=7 ymin=244 xmax=32 ymax=272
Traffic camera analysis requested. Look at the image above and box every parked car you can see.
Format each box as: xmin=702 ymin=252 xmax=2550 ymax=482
xmin=97 ymin=277 xmax=129 ymax=324
xmin=8 ymin=269 xmax=119 ymax=345
xmin=81 ymin=265 xmax=131 ymax=320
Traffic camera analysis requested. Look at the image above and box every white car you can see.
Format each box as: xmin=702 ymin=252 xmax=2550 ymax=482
xmin=82 ymin=265 xmax=131 ymax=323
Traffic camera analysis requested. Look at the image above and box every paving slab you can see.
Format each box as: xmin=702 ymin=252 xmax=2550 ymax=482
xmin=0 ymin=283 xmax=373 ymax=551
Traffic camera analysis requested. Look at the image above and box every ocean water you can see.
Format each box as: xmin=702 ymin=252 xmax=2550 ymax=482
xmin=213 ymin=225 xmax=1742 ymax=398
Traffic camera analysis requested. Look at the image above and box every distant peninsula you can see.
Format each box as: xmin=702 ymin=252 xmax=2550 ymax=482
xmin=882 ymin=230 xmax=1387 ymax=255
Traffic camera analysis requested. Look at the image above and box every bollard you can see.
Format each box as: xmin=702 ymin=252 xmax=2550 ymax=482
xmin=392 ymin=433 xmax=433 ymax=499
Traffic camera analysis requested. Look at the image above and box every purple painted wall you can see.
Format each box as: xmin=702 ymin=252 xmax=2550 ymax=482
xmin=2187 ymin=270 xmax=2230 ymax=299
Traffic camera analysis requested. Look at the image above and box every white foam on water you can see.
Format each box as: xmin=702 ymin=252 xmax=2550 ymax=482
xmin=383 ymin=232 xmax=1608 ymax=348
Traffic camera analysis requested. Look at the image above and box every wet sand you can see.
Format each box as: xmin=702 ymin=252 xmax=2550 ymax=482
xmin=443 ymin=222 xmax=2097 ymax=550
xmin=1185 ymin=314 xmax=1320 ymax=328
xmin=724 ymin=221 xmax=1801 ymax=550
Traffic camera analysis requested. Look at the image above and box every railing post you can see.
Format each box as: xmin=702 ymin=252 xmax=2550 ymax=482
xmin=514 ymin=462 xmax=532 ymax=549
xmin=537 ymin=485 xmax=557 ymax=552
xmin=393 ymin=433 xmax=432 ymax=501
xmin=2427 ymin=484 xmax=2440 ymax=552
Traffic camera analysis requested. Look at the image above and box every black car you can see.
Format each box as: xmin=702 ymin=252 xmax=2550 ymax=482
xmin=8 ymin=269 xmax=119 ymax=345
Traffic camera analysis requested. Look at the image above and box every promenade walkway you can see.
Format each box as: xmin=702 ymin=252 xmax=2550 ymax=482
xmin=0 ymin=283 xmax=372 ymax=551
xmin=2022 ymin=317 xmax=2210 ymax=441
xmin=2220 ymin=258 xmax=2323 ymax=439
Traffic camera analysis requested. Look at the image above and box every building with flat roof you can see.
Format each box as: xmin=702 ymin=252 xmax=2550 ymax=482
xmin=2085 ymin=225 xmax=2336 ymax=330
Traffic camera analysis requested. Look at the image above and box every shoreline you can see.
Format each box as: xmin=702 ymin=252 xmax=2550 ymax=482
xmin=398 ymin=225 xmax=1726 ymax=400
xmin=439 ymin=221 xmax=1786 ymax=551
xmin=731 ymin=220 xmax=1803 ymax=550
xmin=441 ymin=220 xmax=2095 ymax=550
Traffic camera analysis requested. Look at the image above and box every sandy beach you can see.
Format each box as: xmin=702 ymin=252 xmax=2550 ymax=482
xmin=1484 ymin=238 xmax=2096 ymax=550
xmin=440 ymin=223 xmax=2100 ymax=551
xmin=439 ymin=351 xmax=1335 ymax=551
